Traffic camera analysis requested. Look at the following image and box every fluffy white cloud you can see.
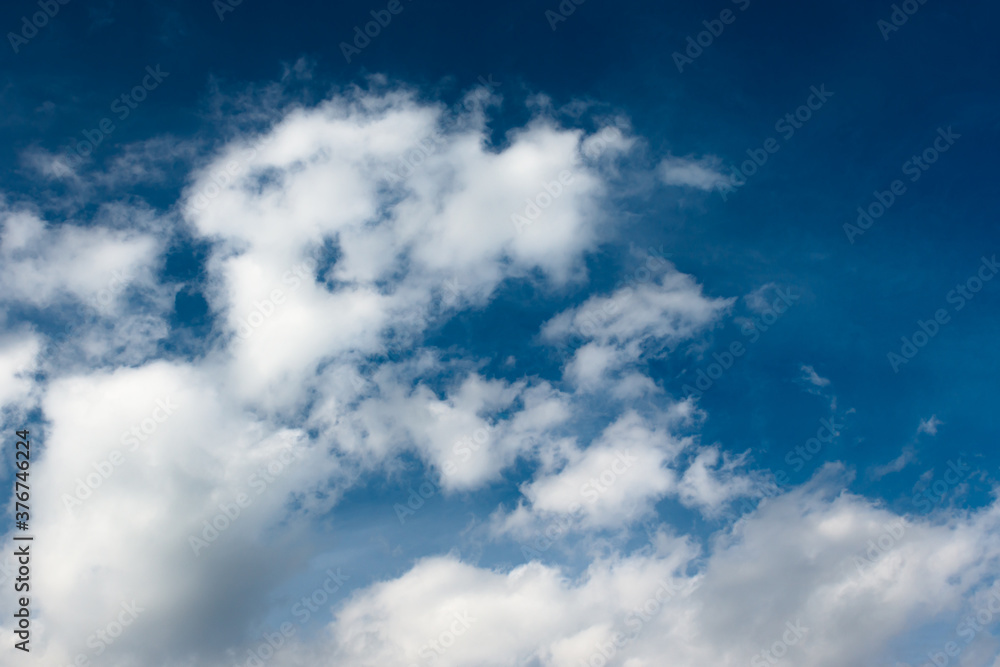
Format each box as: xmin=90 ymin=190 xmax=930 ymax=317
xmin=543 ymin=267 xmax=733 ymax=390
xmin=256 ymin=466 xmax=1000 ymax=667
xmin=181 ymin=87 xmax=625 ymax=412
xmin=0 ymin=86 xmax=649 ymax=665
xmin=0 ymin=330 xmax=40 ymax=410
xmin=676 ymin=446 xmax=773 ymax=516
xmin=0 ymin=207 xmax=160 ymax=311
xmin=1 ymin=360 xmax=336 ymax=666
xmin=500 ymin=411 xmax=687 ymax=532
xmin=492 ymin=403 xmax=771 ymax=538
xmin=1 ymin=80 xmax=994 ymax=667
xmin=321 ymin=361 xmax=572 ymax=491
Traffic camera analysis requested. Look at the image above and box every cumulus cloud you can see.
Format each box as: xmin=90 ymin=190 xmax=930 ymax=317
xmin=0 ymin=207 xmax=160 ymax=311
xmin=498 ymin=411 xmax=687 ymax=533
xmin=0 ymin=79 xmax=994 ymax=667
xmin=251 ymin=466 xmax=1000 ymax=667
xmin=0 ymin=84 xmax=653 ymax=665
xmin=491 ymin=405 xmax=771 ymax=539
xmin=322 ymin=362 xmax=573 ymax=490
xmin=676 ymin=446 xmax=774 ymax=516
xmin=542 ymin=267 xmax=733 ymax=390
xmin=0 ymin=330 xmax=40 ymax=412
xmin=178 ymin=86 xmax=628 ymax=411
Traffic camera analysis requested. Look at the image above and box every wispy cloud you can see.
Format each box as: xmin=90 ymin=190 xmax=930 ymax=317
xmin=869 ymin=446 xmax=917 ymax=480
xmin=799 ymin=364 xmax=831 ymax=388
xmin=918 ymin=415 xmax=943 ymax=436
xmin=657 ymin=155 xmax=731 ymax=191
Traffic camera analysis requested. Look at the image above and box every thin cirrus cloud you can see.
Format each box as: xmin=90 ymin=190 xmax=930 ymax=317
xmin=657 ymin=154 xmax=732 ymax=191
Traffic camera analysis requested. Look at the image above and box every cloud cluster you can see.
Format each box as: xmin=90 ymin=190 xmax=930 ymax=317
xmin=268 ymin=467 xmax=1000 ymax=667
xmin=0 ymin=80 xmax=996 ymax=667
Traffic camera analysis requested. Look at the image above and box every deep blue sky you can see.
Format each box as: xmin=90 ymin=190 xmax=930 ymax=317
xmin=4 ymin=0 xmax=998 ymax=518
xmin=1 ymin=2 xmax=998 ymax=662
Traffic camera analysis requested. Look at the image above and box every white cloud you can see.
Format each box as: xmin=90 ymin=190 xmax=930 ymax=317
xmin=918 ymin=415 xmax=943 ymax=436
xmin=492 ymin=406 xmax=768 ymax=537
xmin=543 ymin=268 xmax=733 ymax=390
xmin=321 ymin=361 xmax=572 ymax=491
xmin=1 ymin=80 xmax=995 ymax=667
xmin=512 ymin=411 xmax=686 ymax=529
xmin=676 ymin=446 xmax=774 ymax=516
xmin=869 ymin=446 xmax=917 ymax=480
xmin=0 ymin=330 xmax=40 ymax=410
xmin=658 ymin=155 xmax=730 ymax=191
xmin=0 ymin=207 xmax=161 ymax=311
xmin=799 ymin=364 xmax=831 ymax=388
xmin=180 ymin=88 xmax=628 ymax=410
xmin=258 ymin=466 xmax=1000 ymax=667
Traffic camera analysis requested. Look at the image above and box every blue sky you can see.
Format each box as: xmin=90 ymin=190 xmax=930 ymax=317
xmin=0 ymin=1 xmax=999 ymax=666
